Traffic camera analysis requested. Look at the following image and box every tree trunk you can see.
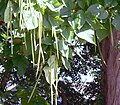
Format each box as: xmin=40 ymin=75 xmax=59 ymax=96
xmin=102 ymin=29 xmax=120 ymax=105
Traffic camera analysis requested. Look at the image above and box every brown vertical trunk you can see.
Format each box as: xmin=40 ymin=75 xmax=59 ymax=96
xmin=102 ymin=29 xmax=120 ymax=105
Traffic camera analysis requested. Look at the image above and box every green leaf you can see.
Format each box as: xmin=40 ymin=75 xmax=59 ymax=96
xmin=47 ymin=55 xmax=56 ymax=67
xmin=104 ymin=0 xmax=118 ymax=8
xmin=77 ymin=0 xmax=86 ymax=9
xmin=86 ymin=13 xmax=104 ymax=30
xmin=77 ymin=29 xmax=96 ymax=45
xmin=68 ymin=10 xmax=86 ymax=31
xmin=64 ymin=0 xmax=75 ymax=9
xmin=23 ymin=10 xmax=38 ymax=30
xmin=60 ymin=7 xmax=72 ymax=17
xmin=43 ymin=55 xmax=58 ymax=84
xmin=61 ymin=27 xmax=74 ymax=42
xmin=61 ymin=57 xmax=71 ymax=70
xmin=0 ymin=33 xmax=7 ymax=39
xmin=43 ymin=13 xmax=51 ymax=28
xmin=4 ymin=59 xmax=13 ymax=71
xmin=48 ymin=14 xmax=64 ymax=26
xmin=58 ymin=40 xmax=69 ymax=58
xmin=112 ymin=15 xmax=120 ymax=31
xmin=43 ymin=66 xmax=54 ymax=84
xmin=87 ymin=3 xmax=108 ymax=19
xmin=37 ymin=96 xmax=50 ymax=105
xmin=46 ymin=2 xmax=63 ymax=12
xmin=42 ymin=36 xmax=54 ymax=45
xmin=3 ymin=45 xmax=11 ymax=56
xmin=12 ymin=55 xmax=29 ymax=75
xmin=96 ymin=29 xmax=109 ymax=41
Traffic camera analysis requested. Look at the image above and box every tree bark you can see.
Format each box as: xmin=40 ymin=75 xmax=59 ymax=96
xmin=102 ymin=29 xmax=120 ymax=105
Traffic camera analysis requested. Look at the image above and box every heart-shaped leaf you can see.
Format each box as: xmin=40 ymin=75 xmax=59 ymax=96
xmin=77 ymin=29 xmax=96 ymax=45
xmin=87 ymin=3 xmax=108 ymax=19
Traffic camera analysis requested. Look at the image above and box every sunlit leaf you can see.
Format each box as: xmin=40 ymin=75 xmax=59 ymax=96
xmin=61 ymin=56 xmax=71 ymax=70
xmin=68 ymin=10 xmax=85 ymax=31
xmin=4 ymin=0 xmax=12 ymax=23
xmin=61 ymin=27 xmax=74 ymax=42
xmin=43 ymin=66 xmax=54 ymax=84
xmin=23 ymin=10 xmax=38 ymax=30
xmin=77 ymin=29 xmax=96 ymax=45
xmin=47 ymin=55 xmax=56 ymax=67
xmin=46 ymin=2 xmax=63 ymax=12
xmin=43 ymin=55 xmax=58 ymax=84
xmin=86 ymin=13 xmax=104 ymax=30
xmin=58 ymin=40 xmax=69 ymax=58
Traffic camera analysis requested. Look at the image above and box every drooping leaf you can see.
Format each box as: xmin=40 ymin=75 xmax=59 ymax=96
xmin=4 ymin=0 xmax=12 ymax=23
xmin=47 ymin=55 xmax=56 ymax=67
xmin=23 ymin=10 xmax=38 ymax=30
xmin=43 ymin=13 xmax=51 ymax=28
xmin=58 ymin=40 xmax=69 ymax=58
xmin=61 ymin=27 xmax=74 ymax=42
xmin=61 ymin=56 xmax=71 ymax=70
xmin=43 ymin=66 xmax=55 ymax=84
xmin=43 ymin=55 xmax=58 ymax=84
xmin=77 ymin=29 xmax=96 ymax=45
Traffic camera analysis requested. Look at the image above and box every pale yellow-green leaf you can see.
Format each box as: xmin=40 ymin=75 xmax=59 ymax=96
xmin=61 ymin=56 xmax=71 ymax=70
xmin=47 ymin=55 xmax=56 ymax=67
xmin=43 ymin=66 xmax=58 ymax=84
xmin=23 ymin=10 xmax=38 ymax=30
xmin=77 ymin=29 xmax=96 ymax=45
xmin=4 ymin=0 xmax=12 ymax=23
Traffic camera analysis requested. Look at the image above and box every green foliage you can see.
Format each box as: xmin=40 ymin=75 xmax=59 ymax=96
xmin=12 ymin=54 xmax=29 ymax=75
xmin=87 ymin=3 xmax=108 ymax=19
xmin=0 ymin=0 xmax=120 ymax=104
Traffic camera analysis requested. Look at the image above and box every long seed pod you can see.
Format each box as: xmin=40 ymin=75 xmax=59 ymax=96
xmin=52 ymin=26 xmax=59 ymax=59
xmin=36 ymin=12 xmax=44 ymax=76
xmin=30 ymin=30 xmax=35 ymax=67
xmin=9 ymin=1 xmax=13 ymax=55
xmin=55 ymin=58 xmax=58 ymax=105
